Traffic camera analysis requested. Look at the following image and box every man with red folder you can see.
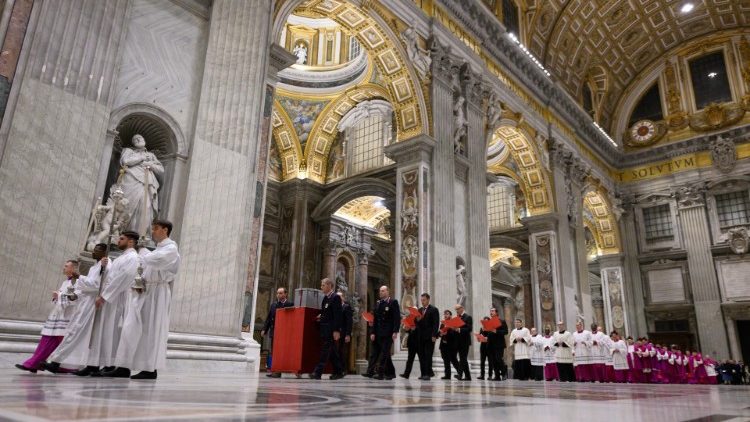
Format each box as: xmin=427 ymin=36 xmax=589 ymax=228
xmin=453 ymin=304 xmax=473 ymax=381
xmin=371 ymin=286 xmax=400 ymax=380
xmin=416 ymin=293 xmax=440 ymax=380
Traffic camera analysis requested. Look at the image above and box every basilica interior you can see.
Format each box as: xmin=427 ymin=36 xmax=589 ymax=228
xmin=0 ymin=0 xmax=750 ymax=420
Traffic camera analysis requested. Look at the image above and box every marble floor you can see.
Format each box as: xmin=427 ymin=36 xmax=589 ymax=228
xmin=0 ymin=369 xmax=749 ymax=422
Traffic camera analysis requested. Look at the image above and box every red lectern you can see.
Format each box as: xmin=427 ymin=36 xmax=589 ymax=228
xmin=271 ymin=307 xmax=325 ymax=375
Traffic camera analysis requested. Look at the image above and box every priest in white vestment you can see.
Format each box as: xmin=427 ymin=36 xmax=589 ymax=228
xmin=572 ymin=321 xmax=593 ymax=382
xmin=90 ymin=231 xmax=141 ymax=376
xmin=553 ymin=321 xmax=575 ymax=382
xmin=46 ymin=244 xmax=109 ymax=375
xmin=529 ymin=328 xmax=545 ymax=381
xmin=15 ymin=260 xmax=80 ymax=373
xmin=610 ymin=332 xmax=629 ymax=383
xmin=112 ymin=220 xmax=180 ymax=379
xmin=590 ymin=323 xmax=607 ymax=382
xmin=509 ymin=319 xmax=532 ymax=380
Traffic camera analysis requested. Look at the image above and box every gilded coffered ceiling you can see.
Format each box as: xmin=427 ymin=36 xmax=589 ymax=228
xmin=526 ymin=0 xmax=750 ymax=132
xmin=333 ymin=195 xmax=390 ymax=228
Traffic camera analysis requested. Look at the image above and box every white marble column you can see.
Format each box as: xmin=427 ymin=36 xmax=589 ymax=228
xmin=0 ymin=0 xmax=131 ymax=326
xmin=171 ymin=0 xmax=275 ymax=340
xmin=675 ymin=185 xmax=730 ymax=359
xmin=464 ymin=70 xmax=492 ymax=334
xmin=428 ymin=42 xmax=457 ymax=313
xmin=618 ymin=196 xmax=648 ymax=337
xmin=546 ymin=140 xmax=585 ymax=326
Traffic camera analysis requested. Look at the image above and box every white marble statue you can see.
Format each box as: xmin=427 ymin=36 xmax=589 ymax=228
xmin=400 ymin=26 xmax=431 ymax=80
xmin=86 ymin=195 xmax=131 ymax=251
xmin=120 ymin=134 xmax=164 ymax=235
xmin=456 ymin=264 xmax=467 ymax=307
xmin=453 ymin=95 xmax=467 ymax=155
xmin=486 ymin=93 xmax=502 ymax=129
xmin=293 ymin=43 xmax=307 ymax=65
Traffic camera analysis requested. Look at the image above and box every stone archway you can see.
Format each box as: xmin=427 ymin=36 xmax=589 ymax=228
xmin=489 ymin=122 xmax=553 ymax=215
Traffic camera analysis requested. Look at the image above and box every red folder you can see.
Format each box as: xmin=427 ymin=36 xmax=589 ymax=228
xmin=444 ymin=317 xmax=466 ymax=328
xmin=481 ymin=317 xmax=502 ymax=331
xmin=362 ymin=312 xmax=374 ymax=323
xmin=403 ymin=315 xmax=417 ymax=328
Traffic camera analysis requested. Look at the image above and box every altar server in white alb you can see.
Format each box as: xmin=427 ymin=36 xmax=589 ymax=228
xmin=529 ymin=327 xmax=546 ymax=381
xmin=15 ymin=260 xmax=80 ymax=373
xmin=91 ymin=231 xmax=141 ymax=376
xmin=509 ymin=319 xmax=532 ymax=380
xmin=572 ymin=321 xmax=593 ymax=382
xmin=44 ymin=244 xmax=109 ymax=375
xmin=590 ymin=323 xmax=608 ymax=382
xmin=553 ymin=321 xmax=575 ymax=382
xmin=110 ymin=220 xmax=180 ymax=380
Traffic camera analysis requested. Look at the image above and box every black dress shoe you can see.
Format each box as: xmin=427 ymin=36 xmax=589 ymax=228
xmin=266 ymin=372 xmax=281 ymax=378
xmin=41 ymin=362 xmax=61 ymax=374
xmin=385 ymin=375 xmax=395 ymax=380
xmin=74 ymin=366 xmax=99 ymax=377
xmin=418 ymin=376 xmax=430 ymax=380
xmin=101 ymin=367 xmax=131 ymax=378
xmin=440 ymin=376 xmax=451 ymax=380
xmin=462 ymin=377 xmax=472 ymax=381
xmin=330 ymin=373 xmax=344 ymax=380
xmin=308 ymin=373 xmax=321 ymax=379
xmin=361 ymin=373 xmax=373 ymax=378
xmin=399 ymin=374 xmax=409 ymax=379
xmin=373 ymin=374 xmax=384 ymax=380
xmin=102 ymin=366 xmax=115 ymax=372
xmin=15 ymin=364 xmax=37 ymax=374
xmin=477 ymin=376 xmax=485 ymax=380
xmin=454 ymin=375 xmax=462 ymax=380
xmin=131 ymin=370 xmax=157 ymax=380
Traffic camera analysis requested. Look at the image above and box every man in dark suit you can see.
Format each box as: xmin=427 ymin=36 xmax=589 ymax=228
xmin=371 ymin=285 xmax=400 ymax=380
xmin=453 ymin=304 xmax=473 ymax=381
xmin=488 ymin=307 xmax=508 ymax=380
xmin=416 ymin=293 xmax=440 ymax=380
xmin=310 ymin=278 xmax=344 ymax=380
xmin=439 ymin=310 xmax=460 ymax=380
xmin=399 ymin=317 xmax=419 ymax=379
xmin=337 ymin=291 xmax=353 ymax=375
xmin=261 ymin=287 xmax=294 ymax=378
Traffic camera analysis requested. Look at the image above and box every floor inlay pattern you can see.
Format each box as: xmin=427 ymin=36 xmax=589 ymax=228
xmin=0 ymin=369 xmax=749 ymax=421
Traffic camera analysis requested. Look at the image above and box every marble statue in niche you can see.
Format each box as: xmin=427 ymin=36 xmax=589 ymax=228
xmin=400 ymin=26 xmax=431 ymax=80
xmin=453 ymin=95 xmax=467 ymax=155
xmin=86 ymin=134 xmax=162 ymax=250
xmin=486 ymin=93 xmax=502 ymax=129
xmin=120 ymin=134 xmax=164 ymax=235
xmin=293 ymin=43 xmax=307 ymax=65
xmin=455 ymin=263 xmax=467 ymax=307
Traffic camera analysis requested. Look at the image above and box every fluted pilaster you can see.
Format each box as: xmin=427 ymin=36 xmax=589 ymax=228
xmin=677 ymin=200 xmax=729 ymax=358
xmin=0 ymin=0 xmax=131 ymax=321
xmin=172 ymin=0 xmax=274 ymax=337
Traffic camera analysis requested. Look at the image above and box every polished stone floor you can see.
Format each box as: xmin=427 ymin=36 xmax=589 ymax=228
xmin=1 ymin=369 xmax=749 ymax=422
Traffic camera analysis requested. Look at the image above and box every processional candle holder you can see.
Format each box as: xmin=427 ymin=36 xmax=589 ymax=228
xmin=132 ymin=262 xmax=146 ymax=294
xmin=64 ymin=285 xmax=78 ymax=302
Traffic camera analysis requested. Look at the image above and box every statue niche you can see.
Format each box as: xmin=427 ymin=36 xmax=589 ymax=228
xmin=87 ymin=113 xmax=177 ymax=249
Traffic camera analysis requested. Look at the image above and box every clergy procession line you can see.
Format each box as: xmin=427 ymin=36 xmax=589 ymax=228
xmin=14 ymin=220 xmax=180 ymax=380
xmin=263 ymin=287 xmax=745 ymax=385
